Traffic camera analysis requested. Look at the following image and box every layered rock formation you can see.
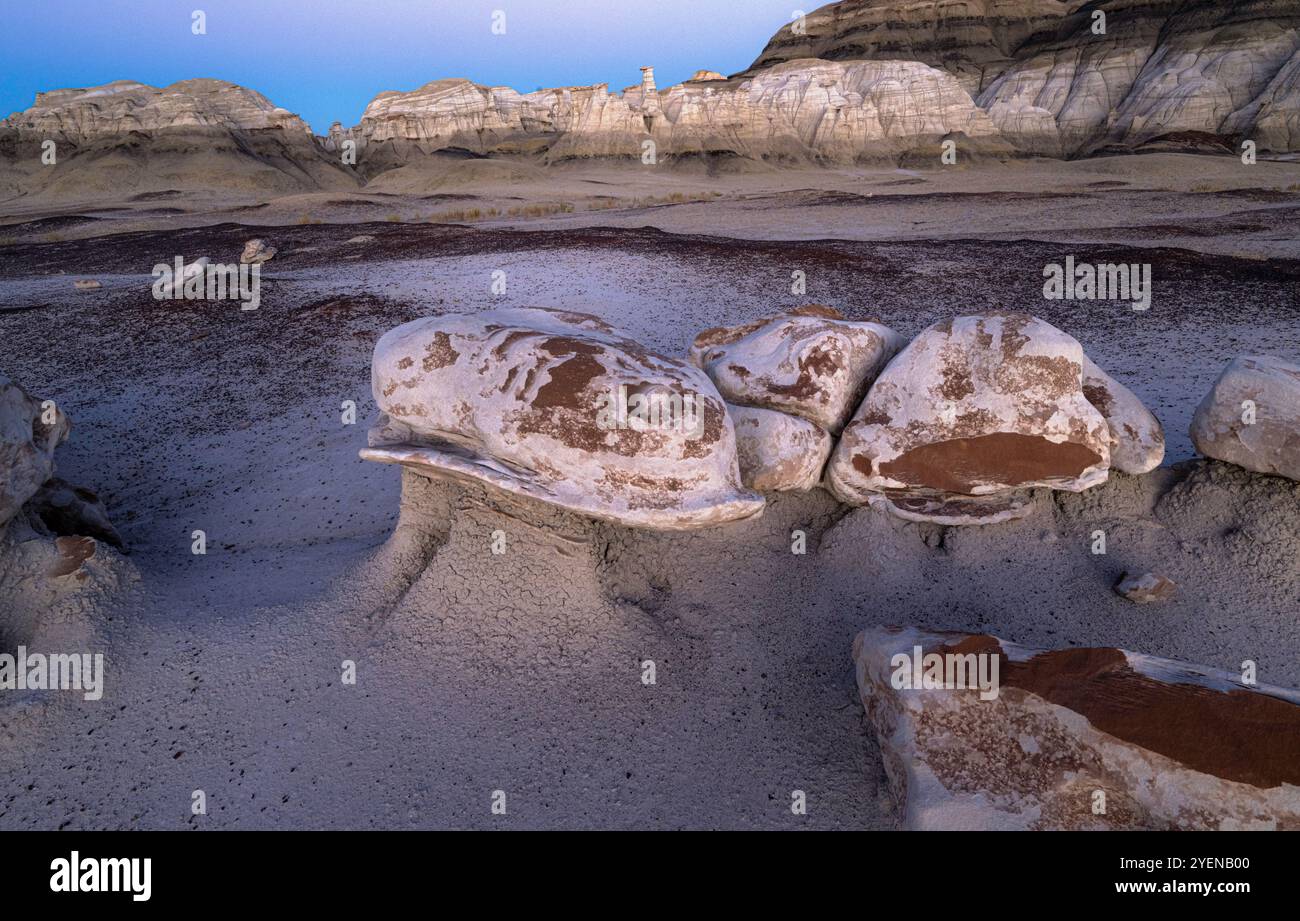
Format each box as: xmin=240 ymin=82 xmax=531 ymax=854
xmin=748 ymin=0 xmax=1300 ymax=155
xmin=855 ymin=626 xmax=1300 ymax=830
xmin=743 ymin=0 xmax=1065 ymax=92
xmin=4 ymin=79 xmax=315 ymax=139
xmin=7 ymin=0 xmax=1296 ymax=195
xmin=334 ymin=59 xmax=1002 ymax=169
xmin=0 ymin=79 xmax=356 ymax=199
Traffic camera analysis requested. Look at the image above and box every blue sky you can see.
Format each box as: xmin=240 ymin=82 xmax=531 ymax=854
xmin=1 ymin=0 xmax=809 ymax=133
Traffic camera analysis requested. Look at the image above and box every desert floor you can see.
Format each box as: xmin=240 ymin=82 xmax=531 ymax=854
xmin=1 ymin=153 xmax=1298 ymax=829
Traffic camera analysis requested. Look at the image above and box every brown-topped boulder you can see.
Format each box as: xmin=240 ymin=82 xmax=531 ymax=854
xmin=361 ymin=307 xmax=763 ymax=530
xmin=1190 ymin=354 xmax=1300 ymax=483
xmin=854 ymin=626 xmax=1300 ymax=830
xmin=827 ymin=314 xmax=1111 ymax=517
xmin=688 ymin=306 xmax=904 ymax=435
xmin=729 ymin=404 xmax=832 ymax=493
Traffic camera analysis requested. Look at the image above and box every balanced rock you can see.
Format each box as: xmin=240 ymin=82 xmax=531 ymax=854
xmin=1 ymin=374 xmax=71 ymax=528
xmin=361 ymin=307 xmax=763 ymax=530
xmin=854 ymin=626 xmax=1300 ymax=830
xmin=1082 ymin=357 xmax=1164 ymax=475
xmin=827 ymin=314 xmax=1111 ymax=516
xmin=240 ymin=238 xmax=276 ymax=265
xmin=729 ymin=404 xmax=832 ymax=493
xmin=689 ymin=306 xmax=903 ymax=434
xmin=1115 ymin=571 xmax=1177 ymax=604
xmin=1190 ymin=355 xmax=1300 ymax=482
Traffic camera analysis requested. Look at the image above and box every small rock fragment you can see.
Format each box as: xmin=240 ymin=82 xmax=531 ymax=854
xmin=1115 ymin=571 xmax=1176 ymax=603
xmin=240 ymin=238 xmax=276 ymax=265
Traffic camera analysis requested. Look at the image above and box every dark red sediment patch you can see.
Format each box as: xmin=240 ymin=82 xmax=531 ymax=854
xmin=937 ymin=636 xmax=1300 ymax=789
xmin=878 ymin=432 xmax=1102 ymax=493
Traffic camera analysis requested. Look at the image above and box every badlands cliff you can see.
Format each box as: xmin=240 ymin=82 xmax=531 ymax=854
xmin=749 ymin=0 xmax=1300 ymax=156
xmin=2 ymin=0 xmax=1299 ymax=202
xmin=336 ymin=0 xmax=1300 ymax=166
xmin=0 ymin=79 xmax=356 ymax=200
xmin=329 ymin=60 xmax=1004 ymax=174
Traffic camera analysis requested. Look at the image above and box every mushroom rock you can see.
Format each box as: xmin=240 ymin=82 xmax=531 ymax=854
xmin=361 ymin=307 xmax=764 ymax=530
xmin=1082 ymin=356 xmax=1165 ymax=475
xmin=854 ymin=626 xmax=1300 ymax=830
xmin=826 ymin=313 xmax=1112 ymax=519
xmin=1 ymin=374 xmax=71 ymax=529
xmin=729 ymin=404 xmax=832 ymax=493
xmin=688 ymin=305 xmax=904 ymax=434
xmin=1190 ymin=354 xmax=1300 ymax=483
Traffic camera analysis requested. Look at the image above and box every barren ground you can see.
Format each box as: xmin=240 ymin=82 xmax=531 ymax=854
xmin=1 ymin=154 xmax=1298 ymax=829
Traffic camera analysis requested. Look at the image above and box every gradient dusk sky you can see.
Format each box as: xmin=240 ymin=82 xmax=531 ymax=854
xmin=1 ymin=1 xmax=811 ymax=133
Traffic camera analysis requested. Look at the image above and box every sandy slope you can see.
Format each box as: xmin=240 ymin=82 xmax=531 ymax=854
xmin=1 ymin=159 xmax=1299 ymax=829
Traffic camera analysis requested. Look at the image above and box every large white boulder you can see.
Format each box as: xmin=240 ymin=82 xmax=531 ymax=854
xmin=689 ymin=306 xmax=904 ymax=434
xmin=361 ymin=307 xmax=763 ymax=530
xmin=827 ymin=314 xmax=1112 ymax=511
xmin=1190 ymin=355 xmax=1300 ymax=482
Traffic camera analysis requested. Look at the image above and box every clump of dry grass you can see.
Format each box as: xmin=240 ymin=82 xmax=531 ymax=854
xmin=427 ymin=207 xmax=505 ymax=223
xmin=506 ymin=202 xmax=576 ymax=218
